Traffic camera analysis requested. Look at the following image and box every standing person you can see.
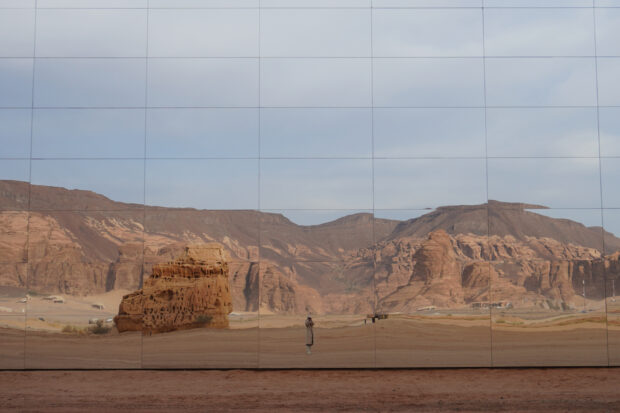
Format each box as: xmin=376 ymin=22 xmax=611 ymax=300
xmin=305 ymin=315 xmax=314 ymax=355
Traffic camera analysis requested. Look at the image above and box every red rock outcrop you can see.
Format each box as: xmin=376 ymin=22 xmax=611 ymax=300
xmin=375 ymin=230 xmax=616 ymax=311
xmin=114 ymin=244 xmax=233 ymax=334
xmin=378 ymin=230 xmax=469 ymax=312
xmin=4 ymin=181 xmax=620 ymax=315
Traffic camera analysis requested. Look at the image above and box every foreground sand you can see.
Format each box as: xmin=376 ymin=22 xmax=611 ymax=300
xmin=1 ymin=368 xmax=619 ymax=412
xmin=2 ymin=314 xmax=618 ymax=368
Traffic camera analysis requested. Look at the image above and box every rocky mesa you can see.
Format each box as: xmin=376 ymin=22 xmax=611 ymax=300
xmin=114 ymin=244 xmax=233 ymax=334
xmin=2 ymin=180 xmax=620 ymax=315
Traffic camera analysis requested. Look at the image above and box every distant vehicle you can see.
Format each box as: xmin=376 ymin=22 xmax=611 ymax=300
xmin=472 ymin=302 xmax=513 ymax=310
xmin=53 ymin=297 xmax=65 ymax=304
xmin=417 ymin=306 xmax=436 ymax=312
xmin=490 ymin=302 xmax=512 ymax=310
xmin=366 ymin=313 xmax=389 ymax=323
xmin=106 ymin=318 xmax=113 ymax=323
xmin=38 ymin=317 xmax=45 ymax=322
xmin=91 ymin=303 xmax=105 ymax=310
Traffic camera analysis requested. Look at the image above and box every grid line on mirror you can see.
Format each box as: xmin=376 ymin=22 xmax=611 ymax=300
xmin=2 ymin=0 xmax=620 ymax=369
xmin=139 ymin=0 xmax=148 ymax=369
xmin=592 ymin=0 xmax=612 ymax=366
xmin=481 ymin=2 xmax=495 ymax=367
xmin=257 ymin=0 xmax=262 ymax=368
xmin=21 ymin=0 xmax=38 ymax=372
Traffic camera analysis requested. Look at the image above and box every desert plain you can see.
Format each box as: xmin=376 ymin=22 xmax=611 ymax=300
xmin=1 ymin=288 xmax=618 ymax=369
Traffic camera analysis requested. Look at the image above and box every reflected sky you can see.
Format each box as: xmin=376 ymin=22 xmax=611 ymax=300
xmin=32 ymin=109 xmax=145 ymax=158
xmin=604 ymin=210 xmax=620 ymax=244
xmin=35 ymin=9 xmax=147 ymax=57
xmin=0 ymin=9 xmax=35 ymax=57
xmin=601 ymin=159 xmax=620 ymax=209
xmin=597 ymin=58 xmax=620 ymax=106
xmin=484 ymin=8 xmax=595 ymax=56
xmin=260 ymin=9 xmax=370 ymax=57
xmin=30 ymin=159 xmax=145 ymax=207
xmin=485 ymin=58 xmax=597 ymax=107
xmin=373 ymin=1 xmax=480 ymax=6
xmin=148 ymin=59 xmax=258 ymax=107
xmin=34 ymin=59 xmax=145 ymax=107
xmin=488 ymin=158 xmax=601 ymax=209
xmin=261 ymin=59 xmax=371 ymax=107
xmin=262 ymin=210 xmax=373 ymax=226
xmin=373 ymin=9 xmax=482 ymax=57
xmin=147 ymin=108 xmax=258 ymax=158
xmin=0 ymin=109 xmax=30 ymax=158
xmin=149 ymin=9 xmax=258 ymax=57
xmin=37 ymin=0 xmax=147 ymax=6
xmin=260 ymin=159 xmax=373 ymax=210
xmin=600 ymin=108 xmax=620 ymax=157
xmin=373 ymin=58 xmax=485 ymax=107
xmin=260 ymin=109 xmax=372 ymax=158
xmin=0 ymin=4 xmax=616 ymax=228
xmin=596 ymin=8 xmax=620 ymax=56
xmin=146 ymin=159 xmax=259 ymax=210
xmin=262 ymin=0 xmax=368 ymax=7
xmin=374 ymin=159 xmax=487 ymax=209
xmin=0 ymin=159 xmax=29 ymax=183
xmin=0 ymin=59 xmax=32 ymax=107
xmin=373 ymin=209 xmax=430 ymax=221
xmin=484 ymin=0 xmax=591 ymax=6
xmin=486 ymin=108 xmax=599 ymax=157
xmin=374 ymin=108 xmax=485 ymax=157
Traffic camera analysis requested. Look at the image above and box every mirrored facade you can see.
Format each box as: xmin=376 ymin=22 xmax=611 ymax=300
xmin=0 ymin=0 xmax=618 ymax=369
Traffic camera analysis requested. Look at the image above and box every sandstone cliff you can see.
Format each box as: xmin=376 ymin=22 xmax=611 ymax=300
xmin=2 ymin=180 xmax=620 ymax=315
xmin=375 ymin=230 xmax=614 ymax=312
xmin=114 ymin=244 xmax=233 ymax=334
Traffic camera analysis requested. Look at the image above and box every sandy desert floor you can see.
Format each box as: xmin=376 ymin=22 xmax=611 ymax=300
xmin=2 ymin=316 xmax=618 ymax=369
xmin=2 ymin=294 xmax=619 ymax=368
xmin=1 ymin=368 xmax=619 ymax=412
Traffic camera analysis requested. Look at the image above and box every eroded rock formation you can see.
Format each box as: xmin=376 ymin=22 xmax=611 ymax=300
xmin=3 ymin=181 xmax=620 ymax=315
xmin=375 ymin=230 xmax=618 ymax=312
xmin=114 ymin=244 xmax=232 ymax=333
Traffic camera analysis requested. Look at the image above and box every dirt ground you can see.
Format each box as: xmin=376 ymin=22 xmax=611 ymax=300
xmin=3 ymin=316 xmax=616 ymax=369
xmin=1 ymin=368 xmax=619 ymax=412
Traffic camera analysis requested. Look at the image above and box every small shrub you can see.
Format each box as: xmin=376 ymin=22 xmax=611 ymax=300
xmin=62 ymin=325 xmax=86 ymax=335
xmin=89 ymin=319 xmax=111 ymax=335
xmin=195 ymin=315 xmax=213 ymax=325
xmin=62 ymin=325 xmax=76 ymax=333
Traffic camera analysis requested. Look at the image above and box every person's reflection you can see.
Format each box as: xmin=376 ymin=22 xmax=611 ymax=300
xmin=305 ymin=315 xmax=314 ymax=355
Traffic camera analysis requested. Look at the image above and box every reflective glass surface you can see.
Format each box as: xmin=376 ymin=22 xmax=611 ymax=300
xmin=0 ymin=1 xmax=617 ymax=369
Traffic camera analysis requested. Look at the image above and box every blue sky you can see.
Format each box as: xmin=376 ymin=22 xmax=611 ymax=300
xmin=0 ymin=4 xmax=619 ymax=230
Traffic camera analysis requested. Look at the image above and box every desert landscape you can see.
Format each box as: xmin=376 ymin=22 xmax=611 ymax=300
xmin=1 ymin=179 xmax=619 ymax=368
xmin=2 ymin=3 xmax=619 ymax=412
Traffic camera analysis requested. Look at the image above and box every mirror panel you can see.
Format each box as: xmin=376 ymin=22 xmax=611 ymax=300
xmin=489 ymin=206 xmax=608 ymax=366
